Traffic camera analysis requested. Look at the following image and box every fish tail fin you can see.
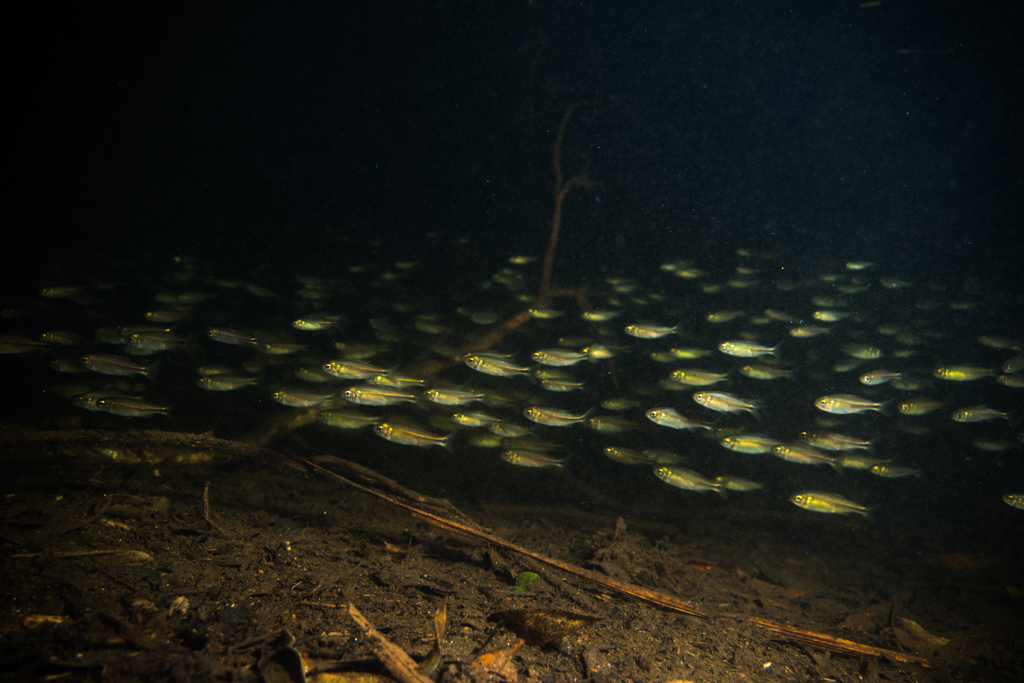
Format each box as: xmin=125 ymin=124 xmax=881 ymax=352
xmin=142 ymin=359 xmax=161 ymax=383
xmin=877 ymin=399 xmax=894 ymax=417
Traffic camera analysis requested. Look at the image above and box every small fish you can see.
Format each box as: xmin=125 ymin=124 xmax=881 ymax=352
xmin=539 ymin=378 xmax=585 ymax=392
xmin=523 ymin=406 xmax=595 ymax=427
xmin=603 ymin=446 xmax=653 ymax=465
xmin=670 ymin=369 xmax=730 ymax=386
xmin=527 ymin=308 xmax=564 ymax=319
xmin=81 ymin=354 xmax=159 ymax=382
xmin=488 ymin=422 xmax=534 ymax=438
xmin=815 ymin=394 xmax=890 ymax=415
xmin=738 ymin=364 xmax=793 ymax=381
xmin=502 ymin=450 xmax=566 ymax=468
xmin=1002 ymin=356 xmax=1024 ymax=373
xmin=712 ymin=476 xmax=763 ymax=492
xmin=790 ymin=491 xmax=869 ymax=517
xmin=772 ymin=444 xmax=840 ymax=470
xmin=586 ymin=415 xmax=638 ymax=433
xmin=323 ymin=360 xmax=389 ymax=380
xmin=317 ymin=409 xmax=381 ymax=430
xmin=846 ymin=261 xmax=874 ymax=270
xmin=272 ymin=388 xmax=336 ymax=408
xmin=375 ymin=422 xmax=454 ymax=451
xmin=859 ymin=370 xmax=902 ymax=386
xmin=645 ymin=408 xmax=711 ymax=431
xmin=933 ymin=365 xmax=994 ymax=381
xmin=583 ymin=344 xmax=627 ymax=362
xmin=582 ymin=309 xmax=620 ymax=322
xmin=292 ymin=313 xmax=344 ymax=331
xmin=342 ymin=385 xmax=418 ymax=406
xmin=718 ymin=340 xmax=779 ymax=358
xmin=997 ymin=374 xmax=1024 ymax=388
xmin=669 ymin=347 xmax=712 ymax=360
xmin=1003 ymin=494 xmax=1024 ymax=510
xmin=951 ymin=405 xmax=1010 ymax=423
xmin=719 ymin=434 xmax=779 ymax=454
xmin=843 ymin=345 xmax=883 ymax=360
xmin=624 ymin=323 xmax=680 ymax=339
xmin=451 ymin=411 xmax=501 ymax=428
xmin=870 ymin=463 xmax=923 ymax=478
xmin=126 ymin=330 xmax=183 ymax=352
xmin=532 ymin=348 xmax=589 ymax=366
xmin=789 ymin=326 xmax=831 ymax=338
xmin=196 ymin=375 xmax=259 ymax=391
xmin=257 ymin=340 xmax=307 ymax=355
xmin=601 ymin=397 xmax=640 ymax=411
xmin=897 ymin=398 xmax=943 ymax=416
xmin=800 ymin=431 xmax=875 ymax=452
xmin=692 ymin=391 xmax=761 ymax=418
xmin=655 ymin=466 xmax=726 ymax=498
xmin=706 ymin=310 xmax=746 ymax=323
xmin=978 ymin=336 xmax=1022 ymax=351
xmin=837 ymin=453 xmax=891 ymax=470
xmin=94 ymin=396 xmax=171 ymax=418
xmin=464 ymin=354 xmax=532 ymax=377
xmin=813 ymin=310 xmax=850 ymax=322
xmin=208 ymin=328 xmax=257 ymax=346
xmin=423 ymin=387 xmax=487 ymax=406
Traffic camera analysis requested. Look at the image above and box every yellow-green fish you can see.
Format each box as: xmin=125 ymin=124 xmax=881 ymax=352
xmin=645 ymin=408 xmax=711 ymax=431
xmin=712 ymin=476 xmax=763 ymax=492
xmin=670 ymin=369 xmax=730 ymax=386
xmin=655 ymin=466 xmax=726 ymax=498
xmin=317 ymin=409 xmax=381 ymax=430
xmin=624 ymin=323 xmax=680 ymax=339
xmin=815 ymin=394 xmax=890 ymax=415
xmin=692 ymin=391 xmax=761 ymax=418
xmin=933 ymin=365 xmax=994 ymax=381
xmin=323 ymin=359 xmax=389 ymax=380
xmin=790 ymin=491 xmax=869 ymax=517
xmin=951 ymin=405 xmax=1010 ymax=423
xmin=1003 ymin=494 xmax=1024 ymax=510
xmin=842 ymin=344 xmax=883 ymax=360
xmin=522 ymin=406 xmax=595 ymax=427
xmin=463 ymin=354 xmax=532 ymax=377
xmin=799 ymin=431 xmax=875 ymax=452
xmin=719 ymin=434 xmax=779 ymax=454
xmin=342 ymin=384 xmax=418 ymax=406
xmin=738 ymin=364 xmax=793 ymax=381
xmin=94 ymin=396 xmax=171 ymax=418
xmin=501 ymin=450 xmax=566 ymax=468
xmin=870 ymin=463 xmax=923 ymax=478
xmin=859 ymin=370 xmax=902 ymax=386
xmin=81 ymin=353 xmax=159 ymax=382
xmin=532 ymin=348 xmax=589 ymax=366
xmin=772 ymin=444 xmax=840 ymax=470
xmin=898 ymin=398 xmax=943 ymax=416
xmin=375 ymin=422 xmax=454 ymax=451
xmin=718 ymin=340 xmax=779 ymax=358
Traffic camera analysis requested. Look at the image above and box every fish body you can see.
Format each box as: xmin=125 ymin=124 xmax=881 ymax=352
xmin=423 ymin=388 xmax=487 ymax=406
xmin=523 ymin=406 xmax=595 ymax=427
xmin=318 ymin=409 xmax=381 ymax=429
xmin=898 ymin=398 xmax=943 ymax=416
xmin=603 ymin=446 xmax=653 ymax=465
xmin=670 ymin=369 xmax=729 ymax=386
xmin=624 ymin=323 xmax=680 ymax=339
xmin=692 ymin=391 xmax=761 ymax=418
xmin=719 ymin=434 xmax=779 ymax=454
xmin=375 ymin=422 xmax=454 ymax=451
xmin=645 ymin=408 xmax=711 ymax=430
xmin=843 ymin=345 xmax=883 ymax=360
xmin=582 ymin=309 xmax=620 ymax=322
xmin=859 ymin=370 xmax=902 ymax=386
xmin=292 ymin=313 xmax=344 ymax=331
xmin=94 ymin=396 xmax=171 ymax=418
xmin=532 ymin=348 xmax=589 ymax=366
xmin=197 ymin=375 xmax=258 ymax=391
xmin=789 ymin=326 xmax=830 ymax=338
xmin=501 ymin=450 xmax=566 ymax=468
xmin=951 ymin=405 xmax=1010 ymax=423
xmin=272 ymin=388 xmax=336 ymax=408
xmin=451 ymin=411 xmax=501 ymax=427
xmin=799 ymin=431 xmax=875 ymax=452
xmin=81 ymin=354 xmax=158 ymax=382
xmin=208 ymin=328 xmax=257 ymax=346
xmin=323 ymin=360 xmax=389 ymax=380
xmin=713 ymin=476 xmax=763 ymax=492
xmin=1003 ymin=494 xmax=1024 ymax=510
xmin=870 ymin=463 xmax=923 ymax=478
xmin=463 ymin=354 xmax=532 ymax=377
xmin=718 ymin=340 xmax=779 ymax=358
xmin=342 ymin=385 xmax=418 ymax=406
xmin=933 ymin=365 xmax=994 ymax=381
xmin=815 ymin=394 xmax=890 ymax=415
xmin=669 ymin=347 xmax=711 ymax=360
xmin=772 ymin=444 xmax=840 ymax=470
xmin=655 ymin=467 xmax=726 ymax=498
xmin=739 ymin=364 xmax=793 ymax=381
xmin=790 ymin=491 xmax=869 ymax=517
